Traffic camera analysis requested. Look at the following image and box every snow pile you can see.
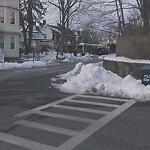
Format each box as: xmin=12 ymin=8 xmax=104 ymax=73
xmin=98 ymin=55 xmax=107 ymax=60
xmin=58 ymin=62 xmax=83 ymax=79
xmin=79 ymin=54 xmax=92 ymax=62
xmin=63 ymin=53 xmax=92 ymax=62
xmin=57 ymin=62 xmax=150 ymax=101
xmin=41 ymin=55 xmax=57 ymax=64
xmin=63 ymin=56 xmax=77 ymax=62
xmin=21 ymin=61 xmax=46 ymax=68
xmin=0 ymin=62 xmax=21 ymax=70
xmin=0 ymin=61 xmax=46 ymax=70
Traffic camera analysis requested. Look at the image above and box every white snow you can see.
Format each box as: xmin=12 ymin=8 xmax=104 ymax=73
xmin=104 ymin=54 xmax=150 ymax=64
xmin=0 ymin=51 xmax=92 ymax=70
xmin=0 ymin=61 xmax=47 ymax=70
xmin=2 ymin=51 xmax=150 ymax=101
xmin=58 ymin=62 xmax=83 ymax=79
xmin=0 ymin=51 xmax=58 ymax=70
xmin=56 ymin=62 xmax=150 ymax=101
xmin=63 ymin=53 xmax=92 ymax=62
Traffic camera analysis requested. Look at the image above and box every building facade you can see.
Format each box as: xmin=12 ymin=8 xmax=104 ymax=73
xmin=0 ymin=0 xmax=20 ymax=61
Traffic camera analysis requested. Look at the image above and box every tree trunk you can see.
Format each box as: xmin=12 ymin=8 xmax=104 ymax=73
xmin=142 ymin=0 xmax=150 ymax=34
xmin=27 ymin=0 xmax=33 ymax=52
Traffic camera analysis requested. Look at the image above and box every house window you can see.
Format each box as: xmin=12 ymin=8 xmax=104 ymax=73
xmin=0 ymin=10 xmax=4 ymax=23
xmin=0 ymin=36 xmax=4 ymax=49
xmin=32 ymin=33 xmax=36 ymax=39
xmin=10 ymin=11 xmax=15 ymax=24
xmin=10 ymin=36 xmax=15 ymax=49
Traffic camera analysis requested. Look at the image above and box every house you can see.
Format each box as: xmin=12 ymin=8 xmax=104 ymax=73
xmin=20 ymin=21 xmax=76 ymax=53
xmin=20 ymin=21 xmax=61 ymax=52
xmin=40 ymin=23 xmax=76 ymax=52
xmin=0 ymin=0 xmax=20 ymax=61
xmin=74 ymin=30 xmax=105 ymax=54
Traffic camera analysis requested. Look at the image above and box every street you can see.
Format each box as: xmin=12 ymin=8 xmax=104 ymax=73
xmin=0 ymin=60 xmax=150 ymax=150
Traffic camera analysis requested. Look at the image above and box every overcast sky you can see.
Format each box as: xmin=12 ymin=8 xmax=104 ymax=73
xmin=44 ymin=0 xmax=138 ymax=27
xmin=44 ymin=5 xmax=59 ymax=25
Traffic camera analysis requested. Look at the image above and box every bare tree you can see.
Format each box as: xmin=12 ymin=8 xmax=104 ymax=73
xmin=73 ymin=0 xmax=148 ymax=35
xmin=47 ymin=0 xmax=81 ymax=53
xmin=136 ymin=0 xmax=150 ymax=34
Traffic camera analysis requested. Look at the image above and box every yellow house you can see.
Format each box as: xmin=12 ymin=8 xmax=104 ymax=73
xmin=0 ymin=0 xmax=20 ymax=61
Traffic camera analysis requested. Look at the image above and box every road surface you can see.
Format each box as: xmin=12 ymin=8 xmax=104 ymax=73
xmin=0 ymin=60 xmax=150 ymax=150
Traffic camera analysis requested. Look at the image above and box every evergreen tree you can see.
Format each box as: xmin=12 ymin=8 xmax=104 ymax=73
xmin=20 ymin=0 xmax=46 ymax=54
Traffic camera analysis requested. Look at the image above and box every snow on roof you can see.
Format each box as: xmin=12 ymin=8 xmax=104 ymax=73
xmin=47 ymin=25 xmax=61 ymax=33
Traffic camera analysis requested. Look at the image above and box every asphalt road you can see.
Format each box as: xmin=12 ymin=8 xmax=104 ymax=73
xmin=0 ymin=59 xmax=150 ymax=150
xmin=0 ymin=62 xmax=76 ymax=115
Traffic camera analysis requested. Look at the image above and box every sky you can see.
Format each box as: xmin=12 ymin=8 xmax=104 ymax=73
xmin=45 ymin=5 xmax=59 ymax=25
xmin=45 ymin=0 xmax=136 ymax=25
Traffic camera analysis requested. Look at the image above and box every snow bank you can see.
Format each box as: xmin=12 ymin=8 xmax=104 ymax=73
xmin=0 ymin=61 xmax=46 ymax=70
xmin=58 ymin=62 xmax=83 ymax=79
xmin=63 ymin=56 xmax=78 ymax=62
xmin=57 ymin=62 xmax=150 ymax=101
xmin=105 ymin=54 xmax=150 ymax=64
xmin=63 ymin=53 xmax=92 ymax=62
xmin=41 ymin=55 xmax=57 ymax=64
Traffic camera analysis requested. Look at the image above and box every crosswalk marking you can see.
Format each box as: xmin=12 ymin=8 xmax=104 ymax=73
xmin=35 ymin=110 xmax=95 ymax=124
xmin=0 ymin=132 xmax=56 ymax=150
xmin=14 ymin=119 xmax=79 ymax=137
xmin=66 ymin=99 xmax=120 ymax=108
xmin=77 ymin=94 xmax=131 ymax=102
xmin=51 ymin=104 xmax=110 ymax=115
xmin=15 ymin=95 xmax=77 ymax=117
xmin=57 ymin=99 xmax=136 ymax=150
xmin=0 ymin=95 xmax=136 ymax=150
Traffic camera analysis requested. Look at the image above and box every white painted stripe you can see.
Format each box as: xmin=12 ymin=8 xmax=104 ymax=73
xmin=14 ymin=120 xmax=79 ymax=137
xmin=77 ymin=94 xmax=130 ymax=102
xmin=66 ymin=99 xmax=119 ymax=108
xmin=0 ymin=132 xmax=56 ymax=150
xmin=57 ymin=100 xmax=136 ymax=150
xmin=15 ymin=95 xmax=77 ymax=117
xmin=51 ymin=104 xmax=110 ymax=115
xmin=35 ymin=111 xmax=95 ymax=123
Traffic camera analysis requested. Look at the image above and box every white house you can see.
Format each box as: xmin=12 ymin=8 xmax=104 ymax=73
xmin=0 ymin=0 xmax=20 ymax=61
xmin=20 ymin=21 xmax=61 ymax=51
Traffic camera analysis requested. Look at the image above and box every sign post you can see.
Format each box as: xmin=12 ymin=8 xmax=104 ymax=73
xmin=32 ymin=42 xmax=36 ymax=63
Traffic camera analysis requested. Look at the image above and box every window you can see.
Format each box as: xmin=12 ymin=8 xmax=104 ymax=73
xmin=0 ymin=10 xmax=4 ymax=23
xmin=32 ymin=33 xmax=36 ymax=39
xmin=10 ymin=11 xmax=15 ymax=24
xmin=0 ymin=36 xmax=4 ymax=49
xmin=10 ymin=37 xmax=15 ymax=49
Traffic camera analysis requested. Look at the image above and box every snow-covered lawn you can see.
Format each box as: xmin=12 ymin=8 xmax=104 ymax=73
xmin=53 ymin=62 xmax=150 ymax=101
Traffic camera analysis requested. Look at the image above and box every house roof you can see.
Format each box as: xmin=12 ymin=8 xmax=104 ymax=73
xmin=47 ymin=25 xmax=61 ymax=34
xmin=79 ymin=30 xmax=100 ymax=45
xmin=48 ymin=25 xmax=75 ymax=37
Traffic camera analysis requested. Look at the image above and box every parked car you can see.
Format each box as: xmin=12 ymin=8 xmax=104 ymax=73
xmin=97 ymin=47 xmax=110 ymax=55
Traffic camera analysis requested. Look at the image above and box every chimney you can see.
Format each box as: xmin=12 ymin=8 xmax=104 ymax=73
xmin=43 ymin=20 xmax=46 ymax=26
xmin=33 ymin=21 xmax=36 ymax=25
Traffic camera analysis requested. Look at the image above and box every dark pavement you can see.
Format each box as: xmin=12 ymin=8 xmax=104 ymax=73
xmin=0 ymin=59 xmax=150 ymax=150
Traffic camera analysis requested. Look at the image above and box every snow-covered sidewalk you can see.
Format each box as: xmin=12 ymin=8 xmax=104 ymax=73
xmin=53 ymin=62 xmax=150 ymax=101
